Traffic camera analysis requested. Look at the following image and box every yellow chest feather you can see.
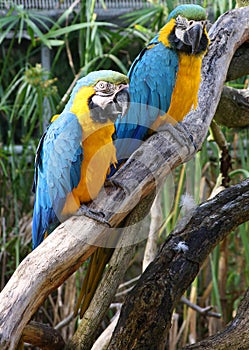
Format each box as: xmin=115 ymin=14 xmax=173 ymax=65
xmin=167 ymin=53 xmax=203 ymax=121
xmin=62 ymin=86 xmax=117 ymax=215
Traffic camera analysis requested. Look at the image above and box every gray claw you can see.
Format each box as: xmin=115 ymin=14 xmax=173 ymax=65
xmin=75 ymin=204 xmax=111 ymax=227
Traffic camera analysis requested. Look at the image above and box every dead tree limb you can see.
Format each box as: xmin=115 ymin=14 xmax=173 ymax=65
xmin=107 ymin=178 xmax=249 ymax=350
xmin=215 ymin=86 xmax=249 ymax=128
xmin=183 ymin=288 xmax=249 ymax=350
xmin=214 ymin=39 xmax=249 ymax=128
xmin=66 ymin=193 xmax=155 ymax=350
xmin=22 ymin=321 xmax=65 ymax=350
xmin=226 ymin=42 xmax=249 ymax=82
xmin=0 ymin=6 xmax=248 ymax=350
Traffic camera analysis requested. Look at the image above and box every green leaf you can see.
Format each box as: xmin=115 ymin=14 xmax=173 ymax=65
xmin=44 ymin=22 xmax=116 ymax=40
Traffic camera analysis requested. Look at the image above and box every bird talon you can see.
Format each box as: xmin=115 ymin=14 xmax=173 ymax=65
xmin=105 ymin=177 xmax=131 ymax=197
xmin=76 ymin=205 xmax=111 ymax=227
xmin=176 ymin=122 xmax=197 ymax=150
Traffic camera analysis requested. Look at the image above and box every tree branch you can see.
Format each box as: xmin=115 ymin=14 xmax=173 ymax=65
xmin=0 ymin=7 xmax=248 ymax=350
xmin=182 ymin=288 xmax=249 ymax=350
xmin=215 ymin=86 xmax=249 ymax=128
xmin=108 ymin=178 xmax=249 ymax=349
xmin=226 ymin=42 xmax=249 ymax=82
xmin=22 ymin=321 xmax=65 ymax=350
xmin=66 ymin=193 xmax=155 ymax=350
xmin=214 ymin=38 xmax=249 ymax=129
xmin=180 ymin=296 xmax=221 ymax=319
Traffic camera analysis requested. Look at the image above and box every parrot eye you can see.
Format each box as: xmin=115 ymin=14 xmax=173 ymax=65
xmin=95 ymin=81 xmax=107 ymax=90
xmin=175 ymin=15 xmax=188 ymax=29
xmin=94 ymin=81 xmax=116 ymax=95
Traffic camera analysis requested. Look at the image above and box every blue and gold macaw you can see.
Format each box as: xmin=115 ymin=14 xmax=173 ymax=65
xmin=113 ymin=4 xmax=209 ymax=165
xmin=74 ymin=5 xmax=210 ymax=319
xmin=33 ymin=4 xmax=210 ymax=320
xmin=32 ymin=70 xmax=129 ymax=249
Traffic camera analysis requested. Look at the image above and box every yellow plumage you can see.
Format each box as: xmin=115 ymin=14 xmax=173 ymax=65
xmin=62 ymin=86 xmax=117 ymax=215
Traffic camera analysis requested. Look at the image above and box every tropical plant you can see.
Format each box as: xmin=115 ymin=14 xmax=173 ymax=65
xmin=0 ymin=0 xmax=248 ymax=348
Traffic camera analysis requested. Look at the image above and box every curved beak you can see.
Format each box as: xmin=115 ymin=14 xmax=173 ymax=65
xmin=114 ymin=84 xmax=130 ymax=118
xmin=185 ymin=22 xmax=203 ymax=54
xmin=89 ymin=84 xmax=130 ymax=123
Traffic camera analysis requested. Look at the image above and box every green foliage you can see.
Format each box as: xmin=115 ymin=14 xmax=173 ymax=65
xmin=212 ymin=0 xmax=236 ymax=17
xmin=0 ymin=0 xmax=248 ymax=347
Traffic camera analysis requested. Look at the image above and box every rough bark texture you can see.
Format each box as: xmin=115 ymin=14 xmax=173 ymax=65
xmin=183 ymin=289 xmax=249 ymax=350
xmin=214 ymin=36 xmax=249 ymax=128
xmin=107 ymin=7 xmax=249 ymax=350
xmin=22 ymin=321 xmax=65 ymax=350
xmin=0 ymin=6 xmax=248 ymax=350
xmin=66 ymin=193 xmax=155 ymax=350
xmin=108 ymin=179 xmax=249 ymax=350
xmin=215 ymin=86 xmax=249 ymax=128
xmin=226 ymin=42 xmax=249 ymax=81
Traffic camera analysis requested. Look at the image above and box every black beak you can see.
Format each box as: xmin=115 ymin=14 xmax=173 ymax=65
xmin=104 ymin=85 xmax=129 ymax=122
xmin=89 ymin=84 xmax=130 ymax=123
xmin=185 ymin=23 xmax=203 ymax=54
xmin=114 ymin=85 xmax=130 ymax=118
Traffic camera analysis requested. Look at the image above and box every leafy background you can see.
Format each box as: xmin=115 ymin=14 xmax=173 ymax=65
xmin=0 ymin=0 xmax=248 ymax=348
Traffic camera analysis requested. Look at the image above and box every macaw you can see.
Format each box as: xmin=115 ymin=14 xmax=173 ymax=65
xmin=73 ymin=5 xmax=210 ymax=319
xmin=112 ymin=4 xmax=210 ymax=166
xmin=32 ymin=70 xmax=129 ymax=249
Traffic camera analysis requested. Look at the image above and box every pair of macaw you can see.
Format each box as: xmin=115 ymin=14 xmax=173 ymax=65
xmin=32 ymin=4 xmax=209 ymax=317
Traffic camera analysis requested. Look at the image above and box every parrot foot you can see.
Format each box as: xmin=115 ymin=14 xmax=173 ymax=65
xmin=75 ymin=204 xmax=111 ymax=227
xmin=177 ymin=122 xmax=197 ymax=150
xmin=157 ymin=122 xmax=197 ymax=150
xmin=105 ymin=177 xmax=131 ymax=196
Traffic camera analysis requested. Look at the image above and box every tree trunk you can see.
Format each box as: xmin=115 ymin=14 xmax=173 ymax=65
xmin=0 ymin=6 xmax=248 ymax=350
xmin=107 ymin=179 xmax=249 ymax=349
xmin=183 ymin=289 xmax=249 ymax=350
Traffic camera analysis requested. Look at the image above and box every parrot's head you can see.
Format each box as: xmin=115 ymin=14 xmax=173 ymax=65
xmin=159 ymin=4 xmax=209 ymax=55
xmin=68 ymin=70 xmax=129 ymax=124
xmin=89 ymin=71 xmax=130 ymax=123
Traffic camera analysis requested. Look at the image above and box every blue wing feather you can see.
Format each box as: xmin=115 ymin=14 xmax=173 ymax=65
xmin=32 ymin=112 xmax=83 ymax=249
xmin=112 ymin=39 xmax=179 ymax=168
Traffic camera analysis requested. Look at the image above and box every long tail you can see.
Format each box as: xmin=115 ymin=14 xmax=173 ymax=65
xmin=74 ymin=247 xmax=114 ymax=318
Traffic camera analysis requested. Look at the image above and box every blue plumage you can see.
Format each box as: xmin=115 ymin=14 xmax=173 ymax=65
xmin=112 ymin=4 xmax=208 ymax=170
xmin=32 ymin=112 xmax=83 ymax=249
xmin=113 ymin=40 xmax=179 ymax=163
xmin=32 ymin=69 xmax=129 ymax=249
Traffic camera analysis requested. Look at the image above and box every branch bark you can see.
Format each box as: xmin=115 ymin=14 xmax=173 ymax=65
xmin=22 ymin=321 xmax=65 ymax=350
xmin=226 ymin=42 xmax=249 ymax=82
xmin=215 ymin=86 xmax=249 ymax=128
xmin=108 ymin=178 xmax=249 ymax=349
xmin=214 ymin=40 xmax=249 ymax=128
xmin=66 ymin=193 xmax=155 ymax=350
xmin=183 ymin=288 xmax=249 ymax=350
xmin=0 ymin=6 xmax=248 ymax=350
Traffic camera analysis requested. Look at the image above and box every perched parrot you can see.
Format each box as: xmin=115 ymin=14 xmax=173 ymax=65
xmin=112 ymin=4 xmax=210 ymax=166
xmin=32 ymin=69 xmax=129 ymax=248
xmin=73 ymin=4 xmax=210 ymax=320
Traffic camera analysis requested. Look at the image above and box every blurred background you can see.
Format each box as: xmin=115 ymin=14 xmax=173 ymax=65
xmin=0 ymin=0 xmax=248 ymax=348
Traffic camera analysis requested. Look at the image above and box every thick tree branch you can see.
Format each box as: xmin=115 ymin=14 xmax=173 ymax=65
xmin=22 ymin=321 xmax=65 ymax=350
xmin=0 ymin=7 xmax=248 ymax=350
xmin=183 ymin=288 xmax=249 ymax=350
xmin=108 ymin=178 xmax=249 ymax=349
xmin=226 ymin=43 xmax=249 ymax=82
xmin=215 ymin=38 xmax=249 ymax=128
xmin=215 ymin=86 xmax=249 ymax=128
xmin=66 ymin=193 xmax=155 ymax=350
